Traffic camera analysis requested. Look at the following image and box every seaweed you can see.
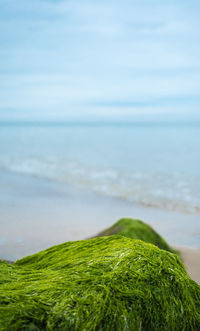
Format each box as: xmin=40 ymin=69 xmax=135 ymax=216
xmin=93 ymin=218 xmax=178 ymax=255
xmin=1 ymin=236 xmax=200 ymax=330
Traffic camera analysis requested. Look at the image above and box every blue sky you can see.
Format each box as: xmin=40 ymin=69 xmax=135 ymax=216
xmin=0 ymin=0 xmax=200 ymax=121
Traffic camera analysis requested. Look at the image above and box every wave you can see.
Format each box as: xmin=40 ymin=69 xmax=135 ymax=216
xmin=0 ymin=156 xmax=200 ymax=214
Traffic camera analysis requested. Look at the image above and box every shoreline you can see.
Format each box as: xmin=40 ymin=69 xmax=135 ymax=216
xmin=0 ymin=169 xmax=200 ymax=283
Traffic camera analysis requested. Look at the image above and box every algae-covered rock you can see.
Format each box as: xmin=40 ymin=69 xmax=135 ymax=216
xmin=94 ymin=218 xmax=176 ymax=254
xmin=1 ymin=236 xmax=200 ymax=330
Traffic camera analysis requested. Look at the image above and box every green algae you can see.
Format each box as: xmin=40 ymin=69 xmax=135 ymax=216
xmin=1 ymin=236 xmax=200 ymax=330
xmin=94 ymin=218 xmax=178 ymax=254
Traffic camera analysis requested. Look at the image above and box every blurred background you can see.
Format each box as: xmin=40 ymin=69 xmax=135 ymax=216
xmin=0 ymin=0 xmax=200 ymax=260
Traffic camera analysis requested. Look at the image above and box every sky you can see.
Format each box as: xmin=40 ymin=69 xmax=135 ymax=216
xmin=0 ymin=0 xmax=200 ymax=122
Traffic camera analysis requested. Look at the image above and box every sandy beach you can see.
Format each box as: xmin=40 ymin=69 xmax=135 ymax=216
xmin=177 ymin=247 xmax=200 ymax=284
xmin=0 ymin=170 xmax=200 ymax=283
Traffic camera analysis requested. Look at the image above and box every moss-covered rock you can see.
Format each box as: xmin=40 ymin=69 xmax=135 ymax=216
xmin=0 ymin=236 xmax=200 ymax=330
xmin=94 ymin=218 xmax=177 ymax=254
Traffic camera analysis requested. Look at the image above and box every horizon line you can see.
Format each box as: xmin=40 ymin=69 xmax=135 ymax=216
xmin=0 ymin=120 xmax=200 ymax=127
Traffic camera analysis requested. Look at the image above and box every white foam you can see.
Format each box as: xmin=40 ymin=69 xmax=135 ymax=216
xmin=1 ymin=156 xmax=200 ymax=214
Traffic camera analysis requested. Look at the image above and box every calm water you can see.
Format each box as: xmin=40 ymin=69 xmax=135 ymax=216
xmin=0 ymin=122 xmax=200 ymax=213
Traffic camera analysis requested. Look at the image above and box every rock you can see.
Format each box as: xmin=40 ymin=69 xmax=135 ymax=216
xmin=1 ymin=235 xmax=200 ymax=330
xmin=93 ymin=218 xmax=177 ymax=254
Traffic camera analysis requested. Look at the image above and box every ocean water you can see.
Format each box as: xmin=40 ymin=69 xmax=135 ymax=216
xmin=0 ymin=122 xmax=200 ymax=214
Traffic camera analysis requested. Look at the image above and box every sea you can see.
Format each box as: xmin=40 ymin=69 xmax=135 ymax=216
xmin=0 ymin=121 xmax=200 ymax=215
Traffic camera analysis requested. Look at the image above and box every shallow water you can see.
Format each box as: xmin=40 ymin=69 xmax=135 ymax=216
xmin=0 ymin=121 xmax=200 ymax=213
xmin=0 ymin=170 xmax=200 ymax=260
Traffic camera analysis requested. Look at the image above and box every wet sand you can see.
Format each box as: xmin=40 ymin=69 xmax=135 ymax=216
xmin=0 ymin=170 xmax=199 ymax=283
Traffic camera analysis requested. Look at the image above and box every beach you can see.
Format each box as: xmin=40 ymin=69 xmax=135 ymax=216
xmin=1 ymin=1 xmax=200 ymax=327
xmin=0 ymin=169 xmax=199 ymax=283
xmin=176 ymin=247 xmax=200 ymax=284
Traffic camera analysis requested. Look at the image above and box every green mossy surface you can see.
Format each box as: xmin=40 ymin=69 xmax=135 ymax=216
xmin=1 ymin=236 xmax=200 ymax=330
xmin=94 ymin=218 xmax=177 ymax=254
